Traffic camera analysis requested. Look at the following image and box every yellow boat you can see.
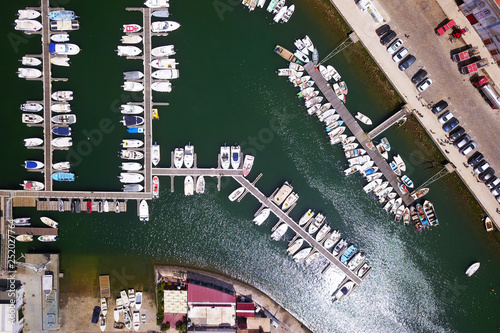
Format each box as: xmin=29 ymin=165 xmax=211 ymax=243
xmin=152 ymin=108 xmax=159 ymax=120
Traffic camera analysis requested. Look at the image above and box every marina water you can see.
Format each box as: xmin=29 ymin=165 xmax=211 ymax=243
xmin=1 ymin=1 xmax=499 ymax=332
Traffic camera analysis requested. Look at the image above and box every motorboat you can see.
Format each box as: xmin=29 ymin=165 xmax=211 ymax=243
xmin=383 ymin=198 xmax=396 ymax=212
xmin=120 ymin=290 xmax=129 ymax=308
xmin=120 ymin=150 xmax=144 ymax=160
xmin=294 ymin=49 xmax=310 ymax=64
xmin=230 ymin=145 xmax=241 ymax=169
xmin=152 ymin=10 xmax=170 ymax=18
xmin=330 ymin=134 xmax=348 ymax=145
xmin=52 ymin=126 xmax=71 ymax=136
xmin=52 ymin=137 xmax=72 ymax=148
xmin=273 ymin=5 xmax=287 ymax=23
xmin=326 ymin=121 xmax=345 ymax=133
xmin=121 ymin=116 xmax=144 ymax=127
xmin=267 ymin=0 xmax=280 ymax=12
xmin=281 ymin=4 xmax=295 ymax=23
xmin=139 ymin=200 xmax=149 ymax=222
xmin=41 ymin=217 xmax=58 ymax=228
xmin=333 ymin=83 xmax=346 ymax=102
xmin=252 ymin=208 xmax=270 ymax=226
xmin=319 ymin=65 xmax=330 ymax=80
xmin=128 ymin=289 xmax=136 ymax=308
xmin=287 ymin=238 xmax=304 ymax=255
xmin=274 ymin=45 xmax=302 ymax=65
xmin=122 ymin=82 xmax=144 ymax=92
xmin=394 ymin=154 xmax=406 ymax=172
xmin=484 ymin=217 xmax=494 ymax=232
xmin=355 ymin=112 xmax=372 ymax=125
xmin=411 ymin=187 xmax=429 ymax=199
xmin=51 ymin=103 xmax=71 ymax=112
xmin=152 ymin=69 xmax=179 ymax=79
xmin=52 ymin=90 xmax=73 ymax=101
xmin=121 ymin=104 xmax=143 ymax=114
xmin=51 ymin=114 xmax=76 ymax=124
xmin=49 ymin=10 xmax=77 ymax=21
xmin=21 ymin=56 xmax=41 ymax=66
xmin=293 ymin=247 xmax=312 ymax=262
xmin=401 ymin=175 xmax=414 ymax=188
xmin=184 ymin=144 xmax=194 ymax=168
xmin=17 ymin=68 xmax=42 ymax=78
xmin=348 ymin=155 xmax=370 ymax=167
xmin=17 ymin=9 xmax=40 ymax=19
xmin=114 ymin=307 xmax=120 ymax=322
xmin=51 ymin=56 xmax=70 ymax=67
xmin=122 ymin=139 xmax=144 ymax=148
xmin=196 ymin=176 xmax=205 ymax=194
xmin=316 ymin=224 xmax=331 ymax=242
xmin=390 ymin=198 xmax=403 ymax=215
xmin=323 ymin=230 xmax=341 ymax=250
xmin=150 ymin=58 xmax=178 ymax=69
xmin=101 ymin=297 xmax=107 ymax=316
xmin=298 ymin=209 xmax=314 ymax=226
xmin=121 ymin=35 xmax=142 ymax=44
xmin=308 ymin=213 xmax=325 ymax=235
xmin=151 ymin=81 xmax=172 ymax=92
xmin=123 ymin=184 xmax=144 ymax=192
xmin=150 ymin=176 xmax=159 ymax=198
xmin=331 ymin=281 xmax=354 ymax=302
xmin=184 ymin=176 xmax=194 ymax=196
xmin=344 ymin=165 xmax=361 ymax=176
xmin=242 ymin=155 xmax=254 ymax=177
xmin=466 ymin=262 xmax=480 ymax=277
xmin=118 ymin=173 xmax=144 ymax=184
xmin=220 ymin=146 xmax=230 ymax=169
xmin=53 ymin=161 xmax=70 ymax=170
xmin=117 ymin=46 xmax=142 ymax=57
xmin=135 ymin=291 xmax=142 ymax=310
xmin=124 ymin=309 xmax=132 ymax=330
xmin=277 ymin=68 xmax=297 ymax=77
xmin=151 ymin=45 xmax=175 ymax=57
xmin=395 ymin=204 xmax=405 ymax=222
xmin=49 ymin=43 xmax=80 ymax=55
xmin=21 ymin=180 xmax=44 ymax=190
xmin=145 ymin=0 xmax=170 ymax=8
xmin=174 ymin=148 xmax=184 ymax=168
xmin=50 ymin=20 xmax=79 ymax=32
xmin=123 ymin=24 xmax=141 ymax=33
xmin=343 ymin=142 xmax=359 ymax=151
xmin=282 ymin=192 xmax=299 ymax=211
xmin=332 ymin=239 xmax=348 ymax=256
xmin=294 ymin=38 xmax=306 ymax=53
xmin=366 ymin=172 xmax=382 ymax=182
xmin=14 ymin=19 xmax=42 ymax=32
xmin=327 ymin=65 xmax=342 ymax=82
xmin=151 ymin=21 xmax=181 ymax=33
xmin=133 ymin=311 xmax=140 ymax=332
xmin=99 ymin=315 xmax=106 ymax=332
xmin=24 ymin=138 xmax=43 ymax=147
xmin=123 ymin=71 xmax=144 ymax=80
xmin=302 ymin=35 xmax=315 ymax=53
xmin=228 ymin=186 xmax=244 ymax=202
xmin=340 ymin=245 xmax=357 ymax=263
xmin=271 ymin=223 xmax=288 ymax=241
xmin=304 ymin=252 xmax=322 ymax=265
xmin=16 ymin=235 xmax=33 ymax=242
xmin=423 ymin=200 xmax=439 ymax=226
xmin=402 ymin=207 xmax=411 ymax=225
xmin=50 ymin=33 xmax=70 ymax=42
xmin=327 ymin=127 xmax=346 ymax=140
xmin=20 ymin=103 xmax=42 ymax=112
xmin=11 ymin=217 xmax=31 ymax=227
xmin=127 ymin=127 xmax=144 ymax=134
xmin=51 ymin=172 xmax=75 ymax=181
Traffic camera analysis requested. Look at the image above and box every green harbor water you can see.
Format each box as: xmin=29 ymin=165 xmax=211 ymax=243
xmin=1 ymin=1 xmax=500 ymax=332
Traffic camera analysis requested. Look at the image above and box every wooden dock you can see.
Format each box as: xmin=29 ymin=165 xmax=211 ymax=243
xmin=367 ymin=107 xmax=409 ymax=139
xmin=11 ymin=227 xmax=58 ymax=236
xmin=304 ymin=62 xmax=413 ymax=206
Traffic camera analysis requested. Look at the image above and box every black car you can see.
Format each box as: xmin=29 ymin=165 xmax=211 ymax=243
xmin=91 ymin=306 xmax=101 ymax=324
xmin=448 ymin=126 xmax=465 ymax=141
xmin=487 ymin=176 xmax=500 ymax=189
xmin=479 ymin=167 xmax=495 ymax=182
xmin=398 ymin=55 xmax=416 ymax=71
xmin=431 ymin=100 xmax=448 ymax=114
xmin=467 ymin=151 xmax=484 ymax=167
xmin=411 ymin=69 xmax=428 ymax=84
xmin=376 ymin=24 xmax=391 ymax=36
xmin=380 ymin=30 xmax=397 ymax=45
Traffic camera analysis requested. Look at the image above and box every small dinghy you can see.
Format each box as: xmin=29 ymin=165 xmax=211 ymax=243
xmin=121 ymin=162 xmax=142 ymax=171
xmin=51 ymin=56 xmax=70 ymax=67
xmin=51 ymin=33 xmax=70 ymax=42
xmin=355 ymin=112 xmax=372 ymax=125
xmin=152 ymin=10 xmax=170 ymax=18
xmin=52 ymin=137 xmax=72 ymax=148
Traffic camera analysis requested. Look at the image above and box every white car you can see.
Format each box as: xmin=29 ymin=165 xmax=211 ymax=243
xmin=387 ymin=39 xmax=403 ymax=55
xmin=392 ymin=47 xmax=409 ymax=62
xmin=438 ymin=110 xmax=453 ymax=124
xmin=417 ymin=78 xmax=433 ymax=92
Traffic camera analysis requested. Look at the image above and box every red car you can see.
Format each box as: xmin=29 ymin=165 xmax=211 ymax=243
xmin=86 ymin=200 xmax=92 ymax=213
xmin=435 ymin=19 xmax=456 ymax=35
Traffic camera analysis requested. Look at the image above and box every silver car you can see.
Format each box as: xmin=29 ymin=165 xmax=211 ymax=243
xmin=392 ymin=47 xmax=409 ymax=62
xmin=387 ymin=39 xmax=403 ymax=55
xmin=417 ymin=78 xmax=433 ymax=92
xmin=438 ymin=110 xmax=454 ymax=124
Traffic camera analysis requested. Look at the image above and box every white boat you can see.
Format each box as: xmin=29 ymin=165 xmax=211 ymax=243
xmin=366 ymin=172 xmax=382 ymax=182
xmin=343 ymin=142 xmax=359 ymax=151
xmin=151 ymin=81 xmax=171 ymax=92
xmin=184 ymin=176 xmax=194 ymax=196
xmin=43 ymin=275 xmax=52 ymax=299
xmin=17 ymin=68 xmax=42 ymax=78
xmin=51 ymin=114 xmax=76 ymax=124
xmin=17 ymin=9 xmax=40 ymax=19
xmin=330 ymin=134 xmax=347 ymax=145
xmin=49 ymin=43 xmax=80 ymax=55
xmin=271 ymin=223 xmax=288 ymax=241
xmin=348 ymin=155 xmax=370 ymax=166
xmin=395 ymin=204 xmax=406 ymax=222
xmin=220 ymin=146 xmax=230 ymax=169
xmin=121 ymin=35 xmax=142 ymax=44
xmin=327 ymin=65 xmax=342 ymax=82
xmin=316 ymin=224 xmax=331 ymax=242
xmin=124 ymin=309 xmax=132 ymax=330
xmin=294 ymin=38 xmax=306 ymax=53
xmin=121 ymin=104 xmax=144 ymax=114
xmin=145 ymin=0 xmax=170 ymax=8
xmin=305 ymin=252 xmax=322 ymax=265
xmin=323 ymin=230 xmax=341 ymax=250
xmin=484 ymin=217 xmax=494 ymax=232
xmin=252 ymin=208 xmax=270 ymax=226
xmin=383 ymin=198 xmax=395 ymax=212
xmin=344 ymin=165 xmax=361 ymax=176
xmin=101 ymin=297 xmax=108 ymax=316
xmin=184 ymin=144 xmax=194 ymax=168
xmin=327 ymin=127 xmax=346 ymax=140
xmin=133 ymin=311 xmax=140 ymax=332
xmin=51 ymin=103 xmax=71 ymax=112
xmin=20 ymin=103 xmax=42 ymax=112
xmin=16 ymin=234 xmax=33 ymax=242
xmin=466 ymin=262 xmax=480 ymax=277
xmin=103 ymin=200 xmax=109 ymax=213
xmin=282 ymin=192 xmax=299 ymax=210
xmin=123 ymin=71 xmax=144 ymax=80
xmin=230 ymin=145 xmax=241 ymax=169
xmin=298 ymin=209 xmax=314 ymax=226
xmin=151 ymin=45 xmax=176 ymax=57
xmin=390 ymin=198 xmax=403 ymax=215
xmin=293 ymin=247 xmax=312 ymax=261
xmin=11 ymin=217 xmax=31 ymax=227
xmin=394 ymin=154 xmax=406 ymax=172
xmin=123 ymin=81 xmax=144 ymax=92
xmin=308 ymin=213 xmax=325 ymax=235
xmin=122 ymin=139 xmax=144 ymax=148
xmin=174 ymin=148 xmax=184 ymax=168
xmin=51 ymin=56 xmax=70 ymax=67
xmin=99 ymin=315 xmax=106 ymax=332
xmin=52 ymin=90 xmax=73 ymax=101
xmin=128 ymin=289 xmax=135 ymax=309
xmin=41 ymin=217 xmax=58 ymax=228
xmin=120 ymin=150 xmax=143 ymax=160
xmin=119 ymin=173 xmax=144 ymax=184
xmin=152 ymin=10 xmax=170 ymax=17
xmin=53 ymin=161 xmax=70 ymax=170
xmin=117 ymin=46 xmax=142 ymax=56
xmin=116 ymin=297 xmax=123 ymax=314
xmin=21 ymin=56 xmax=41 ymax=66
xmin=52 ymin=137 xmax=72 ymax=148
xmin=135 ymin=291 xmax=142 ymax=310
xmin=51 ymin=33 xmax=70 ymax=42
xmin=123 ymin=24 xmax=141 ymax=33
xmin=294 ymin=49 xmax=310 ymax=63
xmin=24 ymin=138 xmax=43 ymax=147
xmin=401 ymin=175 xmax=414 ymax=188
xmin=333 ymin=83 xmax=346 ymax=102
xmin=302 ymin=35 xmax=314 ymax=53
xmin=114 ymin=308 xmax=119 ymax=322
xmin=151 ymin=21 xmax=181 ymax=33
xmin=196 ymin=176 xmax=205 ymax=194
xmin=290 ymin=62 xmax=304 ymax=71
xmin=281 ymin=4 xmax=295 ymax=23
xmin=363 ymin=179 xmax=382 ymax=193
xmin=355 ymin=112 xmax=372 ymax=125
xmin=345 ymin=149 xmax=366 ymax=158
xmin=228 ymin=186 xmax=244 ymax=202
xmin=139 ymin=200 xmax=149 ymax=222
xmin=15 ymin=19 xmax=42 ymax=32
xmin=273 ymin=5 xmax=287 ymax=23
xmin=242 ymin=155 xmax=254 ymax=177
xmin=319 ymin=65 xmax=329 ymax=80
xmin=152 ymin=69 xmax=179 ymax=79
xmin=120 ymin=290 xmax=129 ymax=308
xmin=123 ymin=184 xmax=144 ymax=192
xmin=38 ymin=235 xmax=57 ymax=242
xmin=150 ymin=58 xmax=178 ymax=69
xmin=332 ymin=281 xmax=354 ymax=302
xmin=287 ymin=238 xmax=304 ymax=255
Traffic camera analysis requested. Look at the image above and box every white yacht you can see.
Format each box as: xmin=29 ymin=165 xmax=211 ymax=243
xmin=271 ymin=223 xmax=288 ymax=241
xmin=150 ymin=58 xmax=178 ymax=69
xmin=184 ymin=145 xmax=194 ymax=168
xmin=120 ymin=150 xmax=143 ymax=160
xmin=298 ymin=209 xmax=314 ymax=226
xmin=20 ymin=103 xmax=42 ymax=112
xmin=151 ymin=81 xmax=171 ymax=92
xmin=21 ymin=56 xmax=41 ymax=66
xmin=173 ymin=148 xmax=184 ymax=168
xmin=123 ymin=71 xmax=144 ymax=80
xmin=53 ymin=161 xmax=70 ymax=170
xmin=293 ymin=247 xmax=312 ymax=262
xmin=50 ymin=33 xmax=69 ymax=42
xmin=21 ymin=180 xmax=44 ymax=191
xmin=287 ymin=238 xmax=304 ymax=255
xmin=52 ymin=137 xmax=72 ymax=148
xmin=282 ymin=192 xmax=299 ymax=211
xmin=323 ymin=230 xmax=341 ymax=250
xmin=17 ymin=9 xmax=41 ymax=19
xmin=117 ymin=46 xmax=142 ymax=57
xmin=51 ymin=103 xmax=71 ymax=112
xmin=145 ymin=0 xmax=170 ymax=8
xmin=49 ymin=43 xmax=80 ymax=55
xmin=118 ymin=173 xmax=144 ymax=184
xmin=308 ymin=213 xmax=325 ymax=235
xmin=135 ymin=291 xmax=142 ymax=310
xmin=151 ymin=21 xmax=180 ymax=33
xmin=15 ymin=19 xmax=42 ymax=32
xmin=316 ymin=224 xmax=331 ymax=242
xmin=152 ymin=69 xmax=179 ymax=79
xmin=121 ymin=104 xmax=144 ymax=114
xmin=196 ymin=176 xmax=205 ymax=194
xmin=332 ymin=281 xmax=354 ymax=302
xmin=220 ymin=146 xmax=230 ymax=169
xmin=228 ymin=187 xmax=244 ymax=202
xmin=122 ymin=81 xmax=144 ymax=92
xmin=24 ymin=138 xmax=43 ymax=147
xmin=252 ymin=208 xmax=270 ymax=226
xmin=151 ymin=45 xmax=175 ymax=57
xmin=139 ymin=200 xmax=149 ymax=222
xmin=121 ymin=35 xmax=142 ymax=44
xmin=121 ymin=139 xmax=144 ymax=148
xmin=51 ymin=114 xmax=76 ymax=124
xmin=51 ymin=56 xmax=70 ymax=67
xmin=133 ymin=311 xmax=140 ymax=332
xmin=52 ymin=90 xmax=73 ymax=101
xmin=230 ymin=145 xmax=241 ymax=169
xmin=22 ymin=114 xmax=43 ymax=124
xmin=17 ymin=68 xmax=42 ymax=78
xmin=184 ymin=176 xmax=194 ymax=196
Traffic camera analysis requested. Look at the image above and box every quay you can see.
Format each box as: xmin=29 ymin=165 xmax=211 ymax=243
xmin=304 ymin=62 xmax=413 ymax=206
xmin=11 ymin=227 xmax=58 ymax=236
xmin=367 ymin=107 xmax=409 ymax=139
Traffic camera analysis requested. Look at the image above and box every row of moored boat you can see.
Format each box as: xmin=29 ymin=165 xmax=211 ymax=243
xmin=241 ymin=0 xmax=295 ymax=24
xmin=11 ymin=216 xmax=59 ymax=243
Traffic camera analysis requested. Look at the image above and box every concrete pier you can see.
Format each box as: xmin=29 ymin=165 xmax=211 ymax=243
xmin=367 ymin=107 xmax=409 ymax=139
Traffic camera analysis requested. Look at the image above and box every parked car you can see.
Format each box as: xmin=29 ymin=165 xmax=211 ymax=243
xmin=479 ymin=167 xmax=495 ymax=182
xmin=467 ymin=151 xmax=484 ymax=167
xmin=376 ymin=24 xmax=391 ymax=36
xmin=487 ymin=176 xmax=500 ymax=189
xmin=443 ymin=118 xmax=459 ymax=132
xmin=399 ymin=55 xmax=416 ymax=71
xmin=412 ymin=69 xmax=428 ymax=84
xmin=438 ymin=110 xmax=454 ymax=124
xmin=454 ymin=134 xmax=470 ymax=149
xmin=387 ymin=38 xmax=403 ymax=55
xmin=380 ymin=30 xmax=397 ymax=45
xmin=497 ymin=194 xmax=500 ymax=204
xmin=393 ymin=47 xmax=409 ymax=62
xmin=91 ymin=306 xmax=100 ymax=324
xmin=474 ymin=160 xmax=490 ymax=175
xmin=435 ymin=19 xmax=456 ymax=36
xmin=449 ymin=126 xmax=465 ymax=141
xmin=417 ymin=78 xmax=433 ymax=92
xmin=431 ymin=100 xmax=448 ymax=114
xmin=460 ymin=141 xmax=477 ymax=155
xmin=491 ymin=184 xmax=500 ymax=196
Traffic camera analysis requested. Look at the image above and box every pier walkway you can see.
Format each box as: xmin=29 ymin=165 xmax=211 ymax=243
xmin=367 ymin=108 xmax=409 ymax=139
xmin=304 ymin=62 xmax=413 ymax=206
xmin=141 ymin=7 xmax=153 ymax=194
xmin=232 ymin=175 xmax=363 ymax=285
xmin=11 ymin=227 xmax=58 ymax=236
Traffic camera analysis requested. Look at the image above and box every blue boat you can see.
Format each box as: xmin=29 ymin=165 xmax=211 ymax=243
xmin=52 ymin=126 xmax=71 ymax=136
xmin=24 ymin=160 xmax=44 ymax=170
xmin=326 ymin=120 xmax=344 ymax=132
xmin=127 ymin=127 xmax=144 ymax=134
xmin=51 ymin=172 xmax=75 ymax=182
xmin=121 ymin=116 xmax=144 ymax=127
xmin=49 ymin=10 xmax=77 ymax=21
xmin=340 ymin=245 xmax=357 ymax=263
xmin=380 ymin=137 xmax=391 ymax=151
xmin=364 ymin=168 xmax=374 ymax=176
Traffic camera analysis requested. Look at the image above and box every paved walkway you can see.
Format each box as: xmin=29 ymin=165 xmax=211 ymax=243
xmin=328 ymin=0 xmax=500 ymax=229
